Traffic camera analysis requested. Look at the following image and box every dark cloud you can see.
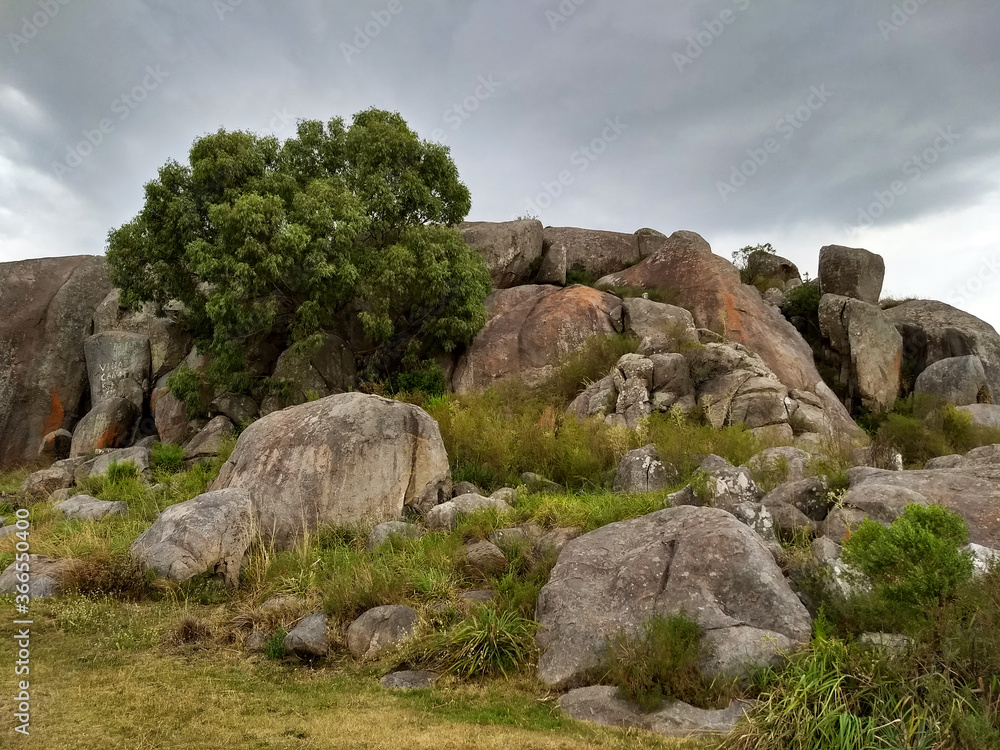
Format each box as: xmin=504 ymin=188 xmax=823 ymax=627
xmin=1 ymin=0 xmax=997 ymax=324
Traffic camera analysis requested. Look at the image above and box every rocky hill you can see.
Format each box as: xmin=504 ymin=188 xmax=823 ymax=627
xmin=2 ymin=222 xmax=999 ymax=744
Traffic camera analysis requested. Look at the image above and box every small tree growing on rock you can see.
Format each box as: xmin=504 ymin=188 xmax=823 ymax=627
xmin=107 ymin=108 xmax=492 ymax=390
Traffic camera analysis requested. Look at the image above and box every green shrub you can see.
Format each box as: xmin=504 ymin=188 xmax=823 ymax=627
xmin=150 ymin=442 xmax=186 ymax=474
xmin=781 ymin=281 xmax=822 ymax=322
xmin=841 ymin=504 xmax=973 ymax=609
xmin=167 ymin=364 xmax=208 ymax=420
xmin=723 ymin=624 xmax=957 ymax=750
xmin=412 ymin=606 xmax=538 ymax=679
xmin=537 ymin=333 xmax=640 ymax=405
xmin=384 ymin=360 xmax=448 ymax=399
xmin=425 ymin=383 xmax=633 ymax=491
xmin=599 ymin=613 xmax=717 ymax=711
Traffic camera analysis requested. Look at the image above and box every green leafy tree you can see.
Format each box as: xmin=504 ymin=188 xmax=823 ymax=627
xmin=107 ymin=108 xmax=492 ymax=389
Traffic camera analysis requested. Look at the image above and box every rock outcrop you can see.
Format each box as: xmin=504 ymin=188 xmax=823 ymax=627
xmin=594 ymin=231 xmax=858 ymax=437
xmin=212 ymin=393 xmax=451 ymax=549
xmin=913 ymin=355 xmax=989 ymax=406
xmin=0 ymin=256 xmax=112 ymax=467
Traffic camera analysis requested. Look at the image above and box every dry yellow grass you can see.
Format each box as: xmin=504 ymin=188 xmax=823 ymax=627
xmin=0 ymin=599 xmax=705 ymax=750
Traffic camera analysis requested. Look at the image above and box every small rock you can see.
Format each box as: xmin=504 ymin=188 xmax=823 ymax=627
xmin=381 ymin=670 xmax=439 ymax=690
xmin=425 ymin=494 xmax=513 ymax=532
xmin=490 ymin=487 xmax=517 ymax=504
xmin=558 ymin=686 xmax=752 ymax=739
xmin=183 ymin=415 xmax=235 ymax=459
xmin=452 ymin=481 xmax=480 ymax=498
xmin=0 ymin=555 xmax=81 ymax=598
xmin=347 ymin=605 xmax=419 ymax=660
xmin=521 ymin=472 xmax=565 ymax=494
xmin=283 ymin=613 xmax=329 ymax=658
xmin=859 ymin=632 xmax=912 ymax=653
xmin=463 ymin=541 xmax=509 ymax=577
xmin=613 ymin=445 xmax=669 ymax=493
xmin=54 ymin=494 xmax=128 ymax=521
xmin=245 ymin=630 xmax=269 ymax=652
xmin=367 ymin=521 xmax=423 ymax=550
xmin=37 ymin=429 xmax=73 ymax=461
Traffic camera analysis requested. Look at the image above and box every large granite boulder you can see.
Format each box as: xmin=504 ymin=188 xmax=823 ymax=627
xmin=459 ymin=219 xmax=544 ymax=289
xmin=543 ymin=227 xmax=642 ymax=280
xmin=92 ymin=289 xmax=191 ymax=379
xmin=70 ymin=398 xmax=139 ymax=457
xmin=535 ymin=506 xmax=811 ymax=689
xmin=129 ymin=488 xmax=254 ymax=585
xmin=823 ymin=446 xmax=1000 ymax=547
xmin=211 ymin=393 xmax=451 ymax=549
xmin=818 ymin=295 xmax=902 ymax=413
xmin=85 ymin=331 xmax=152 ymax=409
xmin=817 ymin=245 xmax=885 ymax=304
xmin=0 ymin=256 xmax=112 ymax=467
xmin=914 ymin=355 xmax=989 ymax=406
xmin=883 ymin=300 xmax=1000 ymax=399
xmin=151 ymin=385 xmax=194 ymax=445
xmin=452 ymin=285 xmax=622 ymax=392
xmin=594 ymin=231 xmax=858 ymax=437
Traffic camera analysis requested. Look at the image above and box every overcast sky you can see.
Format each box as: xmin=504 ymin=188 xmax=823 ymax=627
xmin=1 ymin=0 xmax=998 ymax=326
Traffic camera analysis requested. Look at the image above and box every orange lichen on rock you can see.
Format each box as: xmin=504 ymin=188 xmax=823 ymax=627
xmin=43 ymin=389 xmax=66 ymax=435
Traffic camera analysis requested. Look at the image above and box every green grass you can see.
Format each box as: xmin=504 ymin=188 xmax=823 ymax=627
xmin=598 ymin=613 xmax=727 ymax=712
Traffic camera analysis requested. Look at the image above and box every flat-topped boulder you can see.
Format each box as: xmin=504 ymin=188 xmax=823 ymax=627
xmin=543 ymin=227 xmax=642 ymax=280
xmin=818 ymin=245 xmax=885 ymax=304
xmin=460 ymin=219 xmax=544 ymax=288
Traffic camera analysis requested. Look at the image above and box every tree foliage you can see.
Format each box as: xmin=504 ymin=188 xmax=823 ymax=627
xmin=107 ymin=108 xmax=491 ymax=388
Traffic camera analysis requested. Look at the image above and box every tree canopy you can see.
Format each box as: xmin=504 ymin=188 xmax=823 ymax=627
xmin=107 ymin=108 xmax=491 ymax=389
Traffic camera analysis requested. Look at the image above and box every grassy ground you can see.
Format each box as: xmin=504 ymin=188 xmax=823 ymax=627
xmin=0 ymin=598 xmax=700 ymax=750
